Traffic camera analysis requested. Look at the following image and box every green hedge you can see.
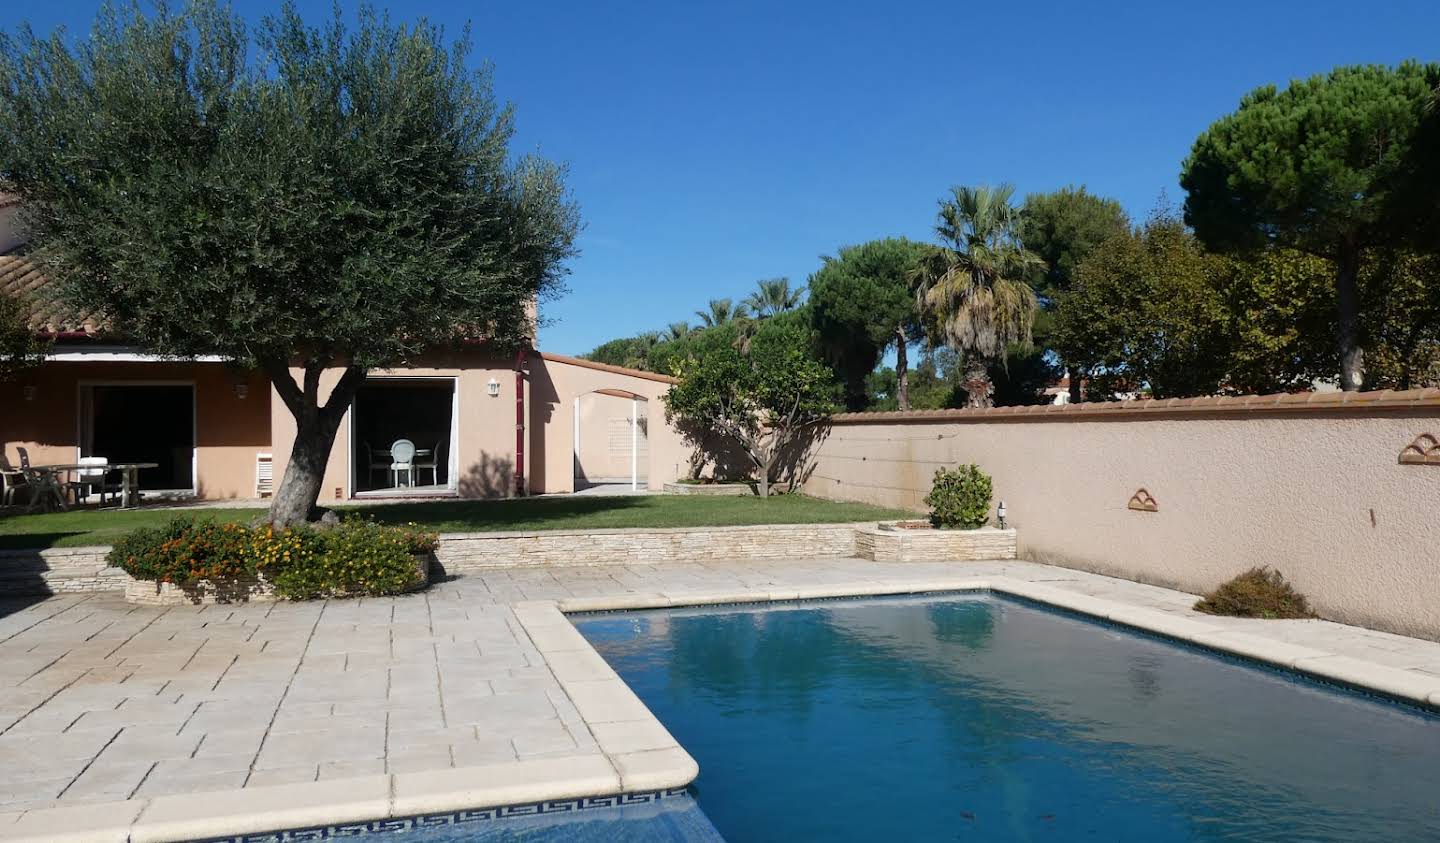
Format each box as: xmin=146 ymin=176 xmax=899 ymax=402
xmin=109 ymin=515 xmax=439 ymax=600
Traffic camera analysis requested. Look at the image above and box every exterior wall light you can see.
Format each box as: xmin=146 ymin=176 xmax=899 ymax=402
xmin=22 ymin=385 xmax=37 ymax=401
xmin=997 ymin=501 xmax=1007 ymax=529
xmin=486 ymin=378 xmax=501 ymax=397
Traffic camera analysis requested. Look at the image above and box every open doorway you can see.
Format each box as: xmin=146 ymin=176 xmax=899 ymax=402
xmin=573 ymin=390 xmax=648 ymax=492
xmin=79 ymin=383 xmax=196 ymax=493
xmin=351 ymin=378 xmax=456 ymax=496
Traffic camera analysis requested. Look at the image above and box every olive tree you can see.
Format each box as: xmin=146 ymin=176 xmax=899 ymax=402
xmin=662 ymin=319 xmax=836 ymax=498
xmin=0 ymin=288 xmax=46 ymax=380
xmin=0 ymin=1 xmax=578 ymax=525
xmin=1181 ymin=62 xmax=1440 ymax=391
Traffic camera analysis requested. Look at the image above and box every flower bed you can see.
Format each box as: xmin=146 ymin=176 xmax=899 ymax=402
xmin=110 ymin=516 xmax=438 ymax=604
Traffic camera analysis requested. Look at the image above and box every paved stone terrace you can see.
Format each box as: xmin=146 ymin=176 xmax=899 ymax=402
xmin=2 ymin=558 xmax=1440 ymax=837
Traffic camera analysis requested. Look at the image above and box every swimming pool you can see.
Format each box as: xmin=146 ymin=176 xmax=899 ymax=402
xmin=575 ymin=593 xmax=1440 ymax=842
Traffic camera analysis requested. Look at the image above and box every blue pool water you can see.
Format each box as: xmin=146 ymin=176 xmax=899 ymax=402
xmin=575 ymin=593 xmax=1440 ymax=842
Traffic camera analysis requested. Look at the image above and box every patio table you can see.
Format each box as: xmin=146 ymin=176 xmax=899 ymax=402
xmin=22 ymin=462 xmax=160 ymax=512
xmin=21 ymin=464 xmax=87 ymax=513
xmin=105 ymin=462 xmax=161 ymax=510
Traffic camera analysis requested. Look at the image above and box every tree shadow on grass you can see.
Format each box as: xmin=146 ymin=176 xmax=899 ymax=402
xmin=360 ymin=494 xmax=651 ymax=532
xmin=0 ymin=531 xmax=92 ymax=552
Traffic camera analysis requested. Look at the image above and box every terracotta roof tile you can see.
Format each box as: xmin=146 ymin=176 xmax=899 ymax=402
xmin=0 ymin=253 xmax=103 ymax=335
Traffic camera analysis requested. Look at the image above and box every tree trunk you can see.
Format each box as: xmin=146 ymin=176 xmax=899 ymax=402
xmin=1335 ymin=243 xmax=1364 ymax=391
xmin=265 ymin=361 xmax=367 ymax=527
xmin=895 ymin=327 xmax=910 ymax=411
xmin=1067 ymin=365 xmax=1082 ymax=404
xmin=962 ymin=354 xmax=993 ymax=409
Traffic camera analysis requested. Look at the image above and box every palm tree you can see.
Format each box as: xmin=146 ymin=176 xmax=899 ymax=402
xmin=695 ymin=298 xmax=748 ymax=327
xmin=666 ymin=321 xmax=692 ymax=341
xmin=743 ymin=277 xmax=805 ymax=317
xmin=913 ymin=184 xmax=1043 ymax=408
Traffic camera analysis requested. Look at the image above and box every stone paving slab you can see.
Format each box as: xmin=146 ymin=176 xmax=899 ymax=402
xmin=1 ymin=557 xmax=1439 ymax=841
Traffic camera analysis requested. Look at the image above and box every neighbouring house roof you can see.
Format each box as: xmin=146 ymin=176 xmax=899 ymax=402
xmin=0 ymin=252 xmax=103 ymax=336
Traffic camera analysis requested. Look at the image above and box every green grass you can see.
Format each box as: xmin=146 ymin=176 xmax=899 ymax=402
xmin=0 ymin=494 xmax=915 ymax=550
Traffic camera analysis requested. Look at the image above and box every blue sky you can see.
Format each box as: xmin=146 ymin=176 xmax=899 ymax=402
xmin=6 ymin=0 xmax=1438 ymax=355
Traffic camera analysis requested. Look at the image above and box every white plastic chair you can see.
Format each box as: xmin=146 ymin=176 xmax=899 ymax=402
xmin=255 ymin=452 xmax=273 ymax=498
xmin=389 ymin=439 xmax=416 ymax=488
xmin=71 ymin=456 xmax=115 ymax=506
xmin=0 ymin=454 xmax=28 ymax=507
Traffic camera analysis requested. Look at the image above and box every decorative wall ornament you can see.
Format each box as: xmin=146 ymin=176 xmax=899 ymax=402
xmin=1398 ymin=433 xmax=1440 ymax=465
xmin=1127 ymin=488 xmax=1159 ymax=512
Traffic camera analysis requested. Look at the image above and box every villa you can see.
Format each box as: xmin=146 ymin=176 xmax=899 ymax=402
xmin=0 ymin=197 xmax=688 ymax=502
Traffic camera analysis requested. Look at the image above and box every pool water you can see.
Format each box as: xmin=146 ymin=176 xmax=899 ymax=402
xmin=575 ymin=594 xmax=1440 ymax=842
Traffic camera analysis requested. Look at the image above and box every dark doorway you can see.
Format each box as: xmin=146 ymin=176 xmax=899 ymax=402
xmin=83 ymin=384 xmax=195 ymax=490
xmin=352 ymin=379 xmax=455 ymax=494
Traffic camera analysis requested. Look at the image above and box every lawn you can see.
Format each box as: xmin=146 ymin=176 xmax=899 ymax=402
xmin=0 ymin=494 xmax=915 ymax=550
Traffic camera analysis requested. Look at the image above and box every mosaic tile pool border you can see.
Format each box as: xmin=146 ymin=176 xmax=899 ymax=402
xmin=189 ymin=788 xmax=690 ymax=843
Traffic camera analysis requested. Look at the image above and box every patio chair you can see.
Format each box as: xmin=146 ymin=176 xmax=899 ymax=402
xmin=0 ymin=455 xmax=29 ymax=507
xmin=70 ymin=456 xmax=119 ymax=506
xmin=413 ymin=440 xmax=442 ymax=486
xmin=389 ymin=439 xmax=416 ymax=488
xmin=363 ymin=443 xmax=391 ymax=488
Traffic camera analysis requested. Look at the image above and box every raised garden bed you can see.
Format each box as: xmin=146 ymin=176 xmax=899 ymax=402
xmin=856 ymin=522 xmax=1017 ymax=563
xmin=124 ymin=551 xmax=435 ymax=605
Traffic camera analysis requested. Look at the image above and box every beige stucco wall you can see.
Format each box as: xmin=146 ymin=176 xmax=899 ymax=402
xmin=267 ymin=348 xmax=691 ymax=500
xmin=575 ymin=391 xmax=649 ymax=483
xmin=802 ymin=402 xmax=1440 ymax=640
xmin=269 ymin=349 xmax=520 ymax=501
xmin=527 ymin=353 xmax=687 ymax=494
xmin=1 ymin=361 xmax=271 ymax=499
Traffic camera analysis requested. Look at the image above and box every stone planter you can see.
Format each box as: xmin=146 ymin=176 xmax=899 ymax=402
xmin=124 ymin=552 xmax=435 ymax=606
xmin=662 ymin=481 xmax=757 ymax=496
xmin=856 ymin=523 xmax=1016 ymax=563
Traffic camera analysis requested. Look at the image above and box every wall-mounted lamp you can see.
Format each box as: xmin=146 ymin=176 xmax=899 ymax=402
xmin=22 ymin=385 xmax=36 ymax=402
xmin=996 ymin=501 xmax=1007 ymax=530
xmin=486 ymin=378 xmax=501 ymax=397
xmin=234 ymin=384 xmax=249 ymax=400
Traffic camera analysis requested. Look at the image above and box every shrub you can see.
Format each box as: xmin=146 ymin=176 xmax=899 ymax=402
xmin=108 ymin=517 xmax=252 ymax=585
xmin=265 ymin=519 xmax=434 ymax=600
xmin=1194 ymin=567 xmax=1315 ymax=619
xmin=111 ymin=515 xmax=438 ymax=600
xmin=924 ymin=465 xmax=993 ymax=529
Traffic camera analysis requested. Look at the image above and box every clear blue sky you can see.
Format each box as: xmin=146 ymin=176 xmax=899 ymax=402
xmin=7 ymin=0 xmax=1439 ymax=355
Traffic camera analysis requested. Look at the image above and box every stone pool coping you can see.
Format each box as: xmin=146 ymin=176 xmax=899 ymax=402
xmin=5 ymin=573 xmax=1439 ymax=842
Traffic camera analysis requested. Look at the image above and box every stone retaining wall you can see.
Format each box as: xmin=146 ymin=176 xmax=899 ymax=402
xmin=857 ymin=526 xmax=1017 ymax=562
xmin=0 ymin=546 xmax=126 ymax=595
xmin=436 ymin=523 xmax=863 ymax=571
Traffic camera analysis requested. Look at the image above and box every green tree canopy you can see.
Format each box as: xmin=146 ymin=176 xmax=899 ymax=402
xmin=694 ymin=298 xmax=748 ymax=327
xmin=808 ymin=237 xmax=929 ymax=411
xmin=1181 ymin=61 xmax=1440 ymax=391
xmin=914 ymin=184 xmax=1041 ymax=408
xmin=1018 ymin=187 xmax=1129 ymax=402
xmin=743 ymin=277 xmax=805 ymax=318
xmin=583 ymin=333 xmax=662 ymax=371
xmin=1053 ymin=215 xmax=1233 ymax=400
xmin=0 ymin=287 xmax=47 ymax=380
xmin=0 ymin=1 xmax=578 ymax=524
xmin=662 ymin=318 xmax=836 ymax=498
